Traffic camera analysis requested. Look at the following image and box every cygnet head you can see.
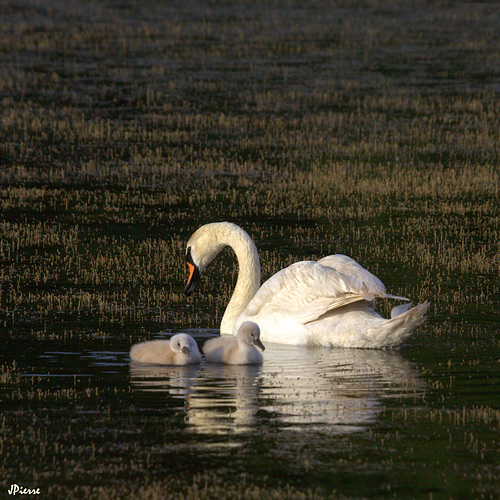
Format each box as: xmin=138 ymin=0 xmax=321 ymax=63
xmin=237 ymin=321 xmax=265 ymax=351
xmin=170 ymin=334 xmax=196 ymax=356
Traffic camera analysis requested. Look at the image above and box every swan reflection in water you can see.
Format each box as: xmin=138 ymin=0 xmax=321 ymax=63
xmin=130 ymin=342 xmax=423 ymax=435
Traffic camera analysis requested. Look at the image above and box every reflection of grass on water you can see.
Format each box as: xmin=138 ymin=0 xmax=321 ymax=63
xmin=0 ymin=0 xmax=498 ymax=497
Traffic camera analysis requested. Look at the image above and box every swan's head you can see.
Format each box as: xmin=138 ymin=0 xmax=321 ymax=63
xmin=237 ymin=321 xmax=265 ymax=351
xmin=184 ymin=223 xmax=229 ymax=296
xmin=170 ymin=334 xmax=197 ymax=356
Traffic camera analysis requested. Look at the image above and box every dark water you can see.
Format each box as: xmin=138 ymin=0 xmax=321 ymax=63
xmin=2 ymin=326 xmax=498 ymax=498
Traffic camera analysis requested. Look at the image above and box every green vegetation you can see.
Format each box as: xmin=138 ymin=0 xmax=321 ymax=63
xmin=0 ymin=0 xmax=498 ymax=498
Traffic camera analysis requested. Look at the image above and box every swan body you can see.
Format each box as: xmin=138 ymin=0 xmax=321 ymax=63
xmin=203 ymin=321 xmax=265 ymax=364
xmin=185 ymin=222 xmax=429 ymax=348
xmin=130 ymin=334 xmax=202 ymax=365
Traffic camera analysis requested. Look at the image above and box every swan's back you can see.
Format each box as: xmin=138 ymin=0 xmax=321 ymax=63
xmin=130 ymin=339 xmax=176 ymax=364
xmin=317 ymin=254 xmax=386 ymax=296
xmin=130 ymin=335 xmax=201 ymax=365
xmin=203 ymin=336 xmax=239 ymax=363
xmin=242 ymin=260 xmax=373 ymax=327
xmin=203 ymin=324 xmax=264 ymax=365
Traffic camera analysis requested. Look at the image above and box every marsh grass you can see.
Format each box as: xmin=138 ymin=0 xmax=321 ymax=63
xmin=0 ymin=0 xmax=498 ymax=497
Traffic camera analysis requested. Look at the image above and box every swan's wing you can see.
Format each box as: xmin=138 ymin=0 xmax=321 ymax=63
xmin=318 ymin=254 xmax=409 ymax=301
xmin=317 ymin=255 xmax=385 ymax=295
xmin=245 ymin=261 xmax=378 ymax=325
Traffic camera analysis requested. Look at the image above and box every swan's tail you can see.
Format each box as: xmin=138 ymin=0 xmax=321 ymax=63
xmin=365 ymin=301 xmax=430 ymax=348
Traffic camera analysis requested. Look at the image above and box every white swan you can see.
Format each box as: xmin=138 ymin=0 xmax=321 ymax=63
xmin=203 ymin=321 xmax=265 ymax=364
xmin=130 ymin=334 xmax=202 ymax=365
xmin=185 ymin=222 xmax=429 ymax=348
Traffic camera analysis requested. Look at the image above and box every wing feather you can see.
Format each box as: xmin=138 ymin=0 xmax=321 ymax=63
xmin=317 ymin=255 xmax=386 ymax=294
xmin=245 ymin=255 xmax=408 ymax=326
xmin=245 ymin=260 xmax=369 ymax=324
xmin=318 ymin=255 xmax=410 ymax=301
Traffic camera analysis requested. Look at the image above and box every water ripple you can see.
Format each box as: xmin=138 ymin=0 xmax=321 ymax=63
xmin=129 ymin=337 xmax=423 ymax=435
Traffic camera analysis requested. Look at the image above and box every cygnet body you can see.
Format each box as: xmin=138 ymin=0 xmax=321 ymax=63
xmin=130 ymin=333 xmax=201 ymax=365
xmin=203 ymin=321 xmax=265 ymax=365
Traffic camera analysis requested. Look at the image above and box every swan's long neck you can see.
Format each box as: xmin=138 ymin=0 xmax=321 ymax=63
xmin=218 ymin=224 xmax=260 ymax=335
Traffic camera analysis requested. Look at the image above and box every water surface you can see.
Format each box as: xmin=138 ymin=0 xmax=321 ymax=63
xmin=2 ymin=329 xmax=498 ymax=497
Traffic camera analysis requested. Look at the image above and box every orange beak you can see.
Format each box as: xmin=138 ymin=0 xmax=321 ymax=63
xmin=185 ymin=249 xmax=201 ymax=296
xmin=187 ymin=262 xmax=196 ymax=284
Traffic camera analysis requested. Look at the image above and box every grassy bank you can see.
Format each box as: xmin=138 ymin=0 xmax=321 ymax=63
xmin=1 ymin=1 xmax=497 ymax=341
